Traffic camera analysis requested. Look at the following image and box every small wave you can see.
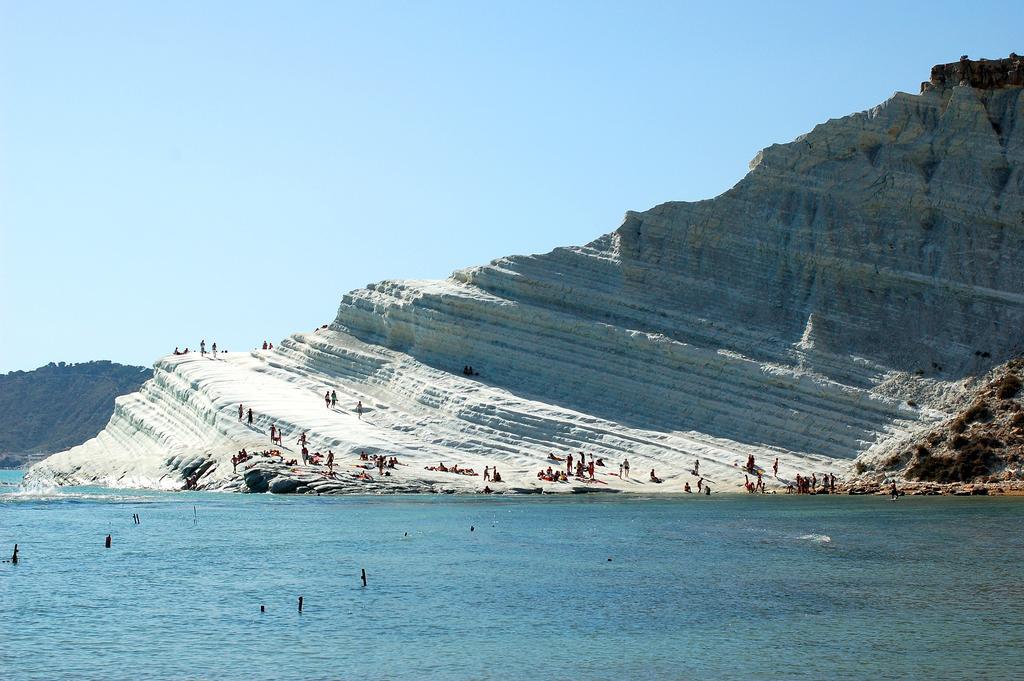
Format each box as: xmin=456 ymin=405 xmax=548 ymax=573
xmin=0 ymin=483 xmax=158 ymax=504
xmin=797 ymin=533 xmax=832 ymax=544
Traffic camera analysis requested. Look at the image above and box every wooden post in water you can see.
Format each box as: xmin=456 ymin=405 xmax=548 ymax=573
xmin=361 ymin=568 xmax=367 ymax=587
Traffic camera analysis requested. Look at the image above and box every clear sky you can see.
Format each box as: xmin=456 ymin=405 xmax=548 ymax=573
xmin=1 ymin=1 xmax=1020 ymax=373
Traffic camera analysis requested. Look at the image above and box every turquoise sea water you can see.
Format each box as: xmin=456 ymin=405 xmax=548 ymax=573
xmin=2 ymin=468 xmax=1023 ymax=680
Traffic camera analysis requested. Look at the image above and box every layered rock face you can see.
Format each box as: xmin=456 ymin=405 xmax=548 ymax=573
xmin=28 ymin=56 xmax=1024 ymax=493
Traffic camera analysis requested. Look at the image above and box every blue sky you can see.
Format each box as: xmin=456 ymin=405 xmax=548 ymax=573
xmin=1 ymin=1 xmax=1020 ymax=372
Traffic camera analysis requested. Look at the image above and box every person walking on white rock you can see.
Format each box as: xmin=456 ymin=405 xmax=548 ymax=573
xmin=618 ymin=462 xmax=623 ymax=479
xmin=773 ymin=457 xmax=779 ymax=477
xmin=211 ymin=342 xmax=217 ymax=357
xmin=623 ymin=458 xmax=630 ymax=479
xmin=201 ymin=339 xmax=206 ymax=357
xmin=331 ymin=390 xmax=337 ymax=408
xmin=238 ymin=404 xmax=243 ymax=421
xmin=356 ymin=401 xmax=363 ymax=419
xmin=483 ymin=466 xmax=490 ymax=481
xmin=247 ymin=408 xmax=253 ymax=426
xmin=693 ymin=458 xmax=699 ymax=476
xmin=325 ymin=391 xmax=331 ymax=408
xmin=270 ymin=424 xmax=276 ymax=443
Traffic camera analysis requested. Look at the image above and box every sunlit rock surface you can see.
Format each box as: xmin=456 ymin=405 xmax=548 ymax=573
xmin=28 ymin=56 xmax=1024 ymax=493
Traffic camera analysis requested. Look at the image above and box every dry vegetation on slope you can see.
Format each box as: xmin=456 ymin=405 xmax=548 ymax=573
xmin=860 ymin=359 xmax=1024 ymax=492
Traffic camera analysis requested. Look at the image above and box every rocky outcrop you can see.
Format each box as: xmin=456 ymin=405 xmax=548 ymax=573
xmin=923 ymin=54 xmax=1024 ymax=93
xmin=26 ymin=55 xmax=1024 ymax=493
xmin=863 ymin=359 xmax=1024 ymax=485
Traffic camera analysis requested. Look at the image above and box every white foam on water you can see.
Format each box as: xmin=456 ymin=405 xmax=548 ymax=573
xmin=797 ymin=533 xmax=832 ymax=544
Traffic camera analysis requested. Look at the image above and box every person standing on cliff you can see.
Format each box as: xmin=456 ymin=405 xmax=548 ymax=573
xmin=238 ymin=403 xmax=243 ymax=421
xmin=211 ymin=342 xmax=217 ymax=357
xmin=201 ymin=339 xmax=206 ymax=357
xmin=623 ymin=458 xmax=630 ymax=479
xmin=247 ymin=408 xmax=253 ymax=426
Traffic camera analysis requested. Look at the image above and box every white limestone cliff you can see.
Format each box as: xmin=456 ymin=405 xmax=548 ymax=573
xmin=27 ymin=56 xmax=1024 ymax=493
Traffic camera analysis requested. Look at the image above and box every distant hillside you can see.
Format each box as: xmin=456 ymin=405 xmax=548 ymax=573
xmin=0 ymin=361 xmax=152 ymax=468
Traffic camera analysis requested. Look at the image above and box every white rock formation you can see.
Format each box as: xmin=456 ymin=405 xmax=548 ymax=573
xmin=28 ymin=56 xmax=1024 ymax=493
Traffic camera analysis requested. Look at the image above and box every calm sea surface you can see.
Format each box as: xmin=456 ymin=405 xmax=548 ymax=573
xmin=1 ymin=469 xmax=1023 ymax=680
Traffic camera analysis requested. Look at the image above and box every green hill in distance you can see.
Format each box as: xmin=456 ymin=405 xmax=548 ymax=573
xmin=0 ymin=361 xmax=151 ymax=468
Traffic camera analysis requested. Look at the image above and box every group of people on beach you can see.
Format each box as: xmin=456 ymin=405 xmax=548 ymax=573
xmin=683 ymin=479 xmax=713 ymax=495
xmin=534 ymin=452 xmax=674 ymax=488
xmin=537 ymin=451 xmax=610 ymax=482
xmin=789 ymin=472 xmax=838 ymax=494
xmin=232 ymin=448 xmax=286 ymax=471
xmin=425 ymin=462 xmax=483 ymax=478
xmin=172 ymin=337 xmax=216 ymax=356
xmin=221 ymin=392 xmax=852 ymax=496
xmin=238 ymin=404 xmax=255 ymax=426
xmin=321 ymin=390 xmax=363 ymax=419
xmin=360 ymin=452 xmax=399 ymax=474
